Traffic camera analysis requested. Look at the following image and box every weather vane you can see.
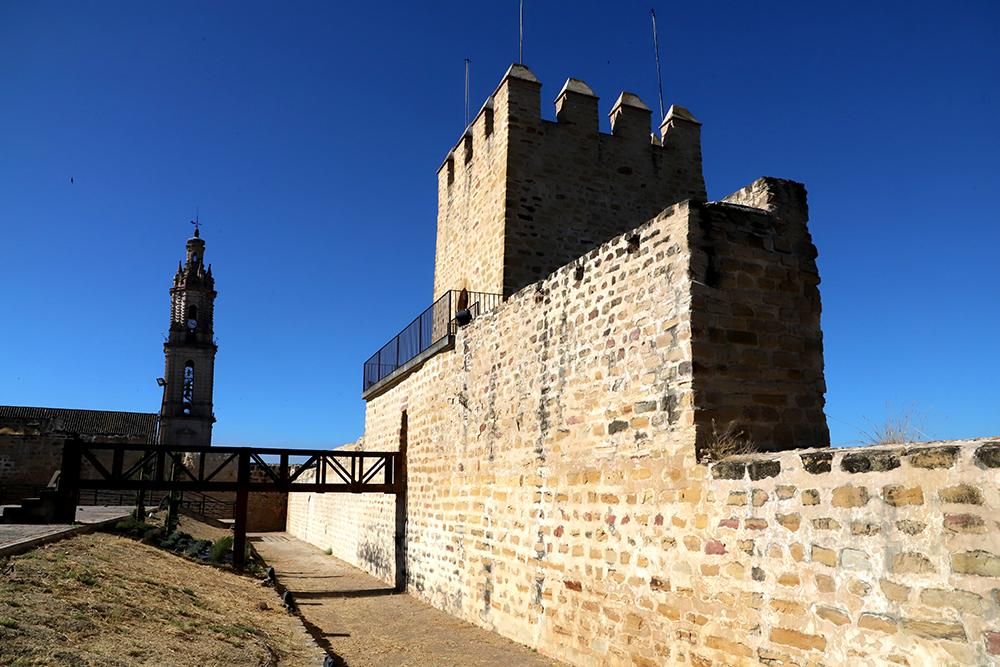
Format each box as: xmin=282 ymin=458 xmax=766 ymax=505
xmin=190 ymin=214 xmax=202 ymax=237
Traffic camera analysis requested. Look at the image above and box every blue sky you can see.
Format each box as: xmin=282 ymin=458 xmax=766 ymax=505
xmin=1 ymin=1 xmax=997 ymax=448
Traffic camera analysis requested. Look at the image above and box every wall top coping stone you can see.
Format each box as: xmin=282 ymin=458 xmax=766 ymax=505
xmin=501 ymin=62 xmax=541 ymax=85
xmin=709 ymin=437 xmax=1000 ymax=481
xmin=661 ymin=104 xmax=700 ymax=128
xmin=610 ymin=92 xmax=651 ymax=114
xmin=555 ymin=77 xmax=597 ymax=101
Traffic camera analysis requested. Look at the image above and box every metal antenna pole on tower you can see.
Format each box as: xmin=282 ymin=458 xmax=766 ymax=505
xmin=465 ymin=58 xmax=471 ymax=127
xmin=651 ymin=8 xmax=666 ymax=123
xmin=519 ymin=0 xmax=524 ymax=64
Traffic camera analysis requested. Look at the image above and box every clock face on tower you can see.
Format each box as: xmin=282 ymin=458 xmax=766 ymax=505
xmin=186 ymin=319 xmax=197 ymax=330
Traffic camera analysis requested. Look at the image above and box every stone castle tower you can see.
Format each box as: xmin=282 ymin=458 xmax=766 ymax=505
xmin=159 ymin=228 xmax=216 ymax=446
xmin=430 ymin=63 xmax=828 ymax=451
xmin=434 ymin=64 xmax=706 ymax=300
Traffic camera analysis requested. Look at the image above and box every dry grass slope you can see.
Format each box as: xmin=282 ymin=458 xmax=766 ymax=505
xmin=0 ymin=532 xmax=321 ymax=667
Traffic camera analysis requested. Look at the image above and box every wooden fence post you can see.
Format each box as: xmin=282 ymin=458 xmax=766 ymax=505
xmin=232 ymin=449 xmax=251 ymax=571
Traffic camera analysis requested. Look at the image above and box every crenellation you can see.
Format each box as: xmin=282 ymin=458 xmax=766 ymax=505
xmin=554 ymin=78 xmax=599 ymax=131
xmin=433 ymin=63 xmax=708 ymax=301
xmin=609 ymin=92 xmax=653 ymax=141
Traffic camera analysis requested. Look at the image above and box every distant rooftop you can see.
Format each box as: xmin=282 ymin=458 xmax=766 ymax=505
xmin=0 ymin=405 xmax=159 ymax=440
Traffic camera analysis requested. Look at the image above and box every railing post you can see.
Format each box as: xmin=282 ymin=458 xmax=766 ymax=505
xmin=154 ymin=448 xmax=165 ymax=485
xmin=54 ymin=438 xmax=82 ymax=523
xmin=394 ymin=414 xmax=409 ymax=592
xmin=233 ymin=449 xmax=251 ymax=572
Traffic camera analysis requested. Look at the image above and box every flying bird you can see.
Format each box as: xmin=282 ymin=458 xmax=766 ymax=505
xmin=70 ymin=177 xmax=74 ymax=184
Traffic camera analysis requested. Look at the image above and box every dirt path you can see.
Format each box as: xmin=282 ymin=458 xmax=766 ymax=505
xmin=251 ymin=533 xmax=561 ymax=667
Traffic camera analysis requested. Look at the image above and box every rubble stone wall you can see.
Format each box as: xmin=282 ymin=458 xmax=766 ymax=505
xmin=0 ymin=432 xmax=62 ymax=503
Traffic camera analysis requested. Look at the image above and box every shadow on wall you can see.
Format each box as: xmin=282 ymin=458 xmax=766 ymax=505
xmin=357 ymin=541 xmax=392 ymax=580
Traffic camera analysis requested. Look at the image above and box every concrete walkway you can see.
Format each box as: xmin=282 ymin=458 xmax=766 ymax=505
xmin=251 ymin=533 xmax=561 ymax=667
xmin=0 ymin=506 xmax=131 ymax=556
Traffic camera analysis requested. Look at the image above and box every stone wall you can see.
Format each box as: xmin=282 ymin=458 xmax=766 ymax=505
xmin=1 ymin=422 xmax=151 ymax=504
xmin=689 ymin=186 xmax=829 ymax=453
xmin=433 ymin=65 xmax=706 ymax=300
xmin=284 ymin=179 xmax=974 ymax=664
xmin=0 ymin=428 xmax=62 ymax=503
xmin=286 ymin=444 xmax=397 ymax=579
xmin=694 ymin=439 xmax=1000 ymax=666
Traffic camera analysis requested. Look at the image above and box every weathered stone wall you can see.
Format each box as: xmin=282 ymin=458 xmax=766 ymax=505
xmin=285 ymin=183 xmax=953 ymax=664
xmin=689 ymin=185 xmax=829 ymax=453
xmin=433 ymin=65 xmax=707 ymax=300
xmin=0 ymin=421 xmax=153 ymax=504
xmin=286 ymin=450 xmax=397 ymax=579
xmin=501 ymin=78 xmax=706 ymax=299
xmin=696 ymin=439 xmax=1000 ymax=666
xmin=432 ymin=83 xmax=508 ymax=300
xmin=0 ymin=429 xmax=62 ymax=503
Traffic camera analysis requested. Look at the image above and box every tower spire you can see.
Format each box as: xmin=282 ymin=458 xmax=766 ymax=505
xmin=161 ymin=226 xmax=217 ymax=447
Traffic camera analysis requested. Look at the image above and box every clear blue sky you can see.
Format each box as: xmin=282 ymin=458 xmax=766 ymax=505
xmin=1 ymin=1 xmax=997 ymax=448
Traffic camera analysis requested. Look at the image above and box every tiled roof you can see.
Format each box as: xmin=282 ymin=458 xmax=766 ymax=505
xmin=0 ymin=405 xmax=159 ymax=441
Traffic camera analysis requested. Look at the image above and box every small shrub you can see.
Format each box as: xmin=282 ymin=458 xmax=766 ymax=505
xmin=161 ymin=531 xmax=192 ymax=551
xmin=702 ymin=420 xmax=756 ymax=461
xmin=185 ymin=539 xmax=212 ymax=559
xmin=114 ymin=517 xmax=149 ymax=538
xmin=141 ymin=526 xmax=165 ymax=545
xmin=0 ymin=616 xmax=18 ymax=629
xmin=860 ymin=408 xmax=925 ymax=446
xmin=210 ymin=536 xmax=234 ymax=563
xmin=74 ymin=571 xmax=98 ymax=587
xmin=324 ymin=547 xmax=333 ymax=556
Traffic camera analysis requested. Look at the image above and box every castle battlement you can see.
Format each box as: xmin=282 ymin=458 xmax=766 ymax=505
xmin=433 ymin=64 xmax=707 ymax=301
xmin=438 ymin=64 xmax=702 ymax=175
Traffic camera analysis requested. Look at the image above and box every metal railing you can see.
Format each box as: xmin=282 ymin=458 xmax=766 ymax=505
xmin=76 ymin=488 xmax=236 ymax=519
xmin=362 ymin=290 xmax=502 ymax=392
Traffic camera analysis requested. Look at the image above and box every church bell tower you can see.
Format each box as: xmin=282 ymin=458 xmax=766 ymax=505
xmin=160 ymin=225 xmax=217 ymax=446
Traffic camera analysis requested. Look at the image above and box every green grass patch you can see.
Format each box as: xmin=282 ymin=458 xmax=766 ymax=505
xmin=209 ymin=536 xmax=233 ymax=563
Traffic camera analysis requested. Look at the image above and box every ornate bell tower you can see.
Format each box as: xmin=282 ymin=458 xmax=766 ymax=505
xmin=160 ymin=224 xmax=217 ymax=446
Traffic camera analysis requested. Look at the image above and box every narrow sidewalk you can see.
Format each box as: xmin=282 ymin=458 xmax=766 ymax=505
xmin=0 ymin=506 xmax=131 ymax=555
xmin=250 ymin=533 xmax=561 ymax=667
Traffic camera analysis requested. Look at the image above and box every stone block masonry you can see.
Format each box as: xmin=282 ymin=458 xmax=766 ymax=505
xmin=0 ymin=433 xmax=62 ymax=503
xmin=434 ymin=65 xmax=706 ymax=301
xmin=288 ymin=63 xmax=997 ymax=665
xmin=289 ymin=436 xmax=1000 ymax=665
xmin=288 ymin=189 xmax=999 ymax=663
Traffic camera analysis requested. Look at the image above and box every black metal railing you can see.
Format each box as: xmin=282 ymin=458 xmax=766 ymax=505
xmin=362 ymin=290 xmax=502 ymax=392
xmin=76 ymin=488 xmax=236 ymax=520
